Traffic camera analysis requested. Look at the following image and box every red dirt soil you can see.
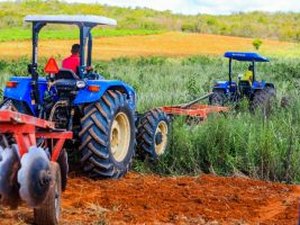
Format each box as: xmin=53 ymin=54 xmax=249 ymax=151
xmin=1 ymin=173 xmax=300 ymax=225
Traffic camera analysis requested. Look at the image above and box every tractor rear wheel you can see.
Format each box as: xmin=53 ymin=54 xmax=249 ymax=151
xmin=250 ymin=86 xmax=276 ymax=116
xmin=79 ymin=90 xmax=136 ymax=178
xmin=34 ymin=162 xmax=62 ymax=225
xmin=137 ymin=108 xmax=170 ymax=160
xmin=209 ymin=90 xmax=227 ymax=106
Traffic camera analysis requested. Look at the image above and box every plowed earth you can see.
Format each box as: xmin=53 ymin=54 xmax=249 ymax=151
xmin=1 ymin=173 xmax=299 ymax=225
xmin=0 ymin=32 xmax=293 ymax=60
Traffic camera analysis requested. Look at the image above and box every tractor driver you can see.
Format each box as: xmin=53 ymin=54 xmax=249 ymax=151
xmin=62 ymin=44 xmax=80 ymax=74
xmin=242 ymin=64 xmax=253 ymax=85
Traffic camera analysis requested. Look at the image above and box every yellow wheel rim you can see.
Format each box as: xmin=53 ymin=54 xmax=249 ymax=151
xmin=110 ymin=112 xmax=131 ymax=162
xmin=154 ymin=121 xmax=168 ymax=155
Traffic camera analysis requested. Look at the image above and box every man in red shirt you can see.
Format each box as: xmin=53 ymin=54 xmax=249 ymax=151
xmin=62 ymin=44 xmax=80 ymax=74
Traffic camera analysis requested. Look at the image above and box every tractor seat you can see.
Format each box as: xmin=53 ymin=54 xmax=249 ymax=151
xmin=239 ymin=80 xmax=251 ymax=87
xmin=239 ymin=80 xmax=252 ymax=95
xmin=56 ymin=69 xmax=80 ymax=80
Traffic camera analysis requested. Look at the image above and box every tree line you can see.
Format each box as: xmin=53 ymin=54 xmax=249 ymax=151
xmin=0 ymin=0 xmax=299 ymax=42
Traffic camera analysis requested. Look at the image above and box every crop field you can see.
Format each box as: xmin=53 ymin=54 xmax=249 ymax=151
xmin=1 ymin=2 xmax=300 ymax=222
xmin=0 ymin=32 xmax=300 ymax=60
xmin=1 ymin=55 xmax=300 ymax=177
xmin=0 ymin=27 xmax=162 ymax=42
xmin=0 ymin=46 xmax=300 ymax=223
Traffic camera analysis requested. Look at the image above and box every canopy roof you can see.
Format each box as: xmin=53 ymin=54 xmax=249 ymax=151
xmin=224 ymin=52 xmax=269 ymax=62
xmin=24 ymin=15 xmax=117 ymax=26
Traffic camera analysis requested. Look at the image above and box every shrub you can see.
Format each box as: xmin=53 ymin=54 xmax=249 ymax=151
xmin=252 ymin=38 xmax=263 ymax=50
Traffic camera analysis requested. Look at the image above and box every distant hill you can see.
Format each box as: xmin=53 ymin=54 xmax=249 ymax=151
xmin=0 ymin=0 xmax=300 ymax=42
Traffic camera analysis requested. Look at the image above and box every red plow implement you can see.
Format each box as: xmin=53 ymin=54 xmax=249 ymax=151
xmin=162 ymin=104 xmax=228 ymax=120
xmin=0 ymin=110 xmax=72 ymax=159
xmin=0 ymin=109 xmax=72 ymax=223
xmin=161 ymin=93 xmax=229 ymax=121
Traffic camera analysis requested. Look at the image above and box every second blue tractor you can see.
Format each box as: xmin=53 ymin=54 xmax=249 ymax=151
xmin=209 ymin=52 xmax=276 ymax=112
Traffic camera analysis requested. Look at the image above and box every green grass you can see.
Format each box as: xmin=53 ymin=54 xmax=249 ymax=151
xmin=262 ymin=44 xmax=300 ymax=58
xmin=0 ymin=55 xmax=300 ymax=183
xmin=0 ymin=27 xmax=162 ymax=42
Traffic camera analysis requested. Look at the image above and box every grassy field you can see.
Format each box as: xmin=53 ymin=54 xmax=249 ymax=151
xmin=0 ymin=27 xmax=161 ymax=42
xmin=0 ymin=32 xmax=300 ymax=60
xmin=0 ymin=55 xmax=299 ymax=183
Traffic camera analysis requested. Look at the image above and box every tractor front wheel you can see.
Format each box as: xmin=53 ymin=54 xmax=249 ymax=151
xmin=137 ymin=108 xmax=171 ymax=160
xmin=79 ymin=90 xmax=136 ymax=178
xmin=209 ymin=90 xmax=227 ymax=106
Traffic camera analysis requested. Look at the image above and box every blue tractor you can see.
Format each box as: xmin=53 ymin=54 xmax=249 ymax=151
xmin=0 ymin=15 xmax=170 ymax=179
xmin=209 ymin=52 xmax=275 ymax=112
xmin=0 ymin=15 xmax=171 ymax=225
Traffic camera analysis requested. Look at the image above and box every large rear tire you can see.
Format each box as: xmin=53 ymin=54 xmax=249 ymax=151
xmin=137 ymin=108 xmax=171 ymax=160
xmin=34 ymin=162 xmax=62 ymax=225
xmin=250 ymin=87 xmax=276 ymax=116
xmin=79 ymin=90 xmax=136 ymax=178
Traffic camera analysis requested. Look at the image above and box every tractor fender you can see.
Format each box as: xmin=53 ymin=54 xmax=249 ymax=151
xmin=213 ymin=81 xmax=237 ymax=93
xmin=252 ymin=80 xmax=272 ymax=90
xmin=213 ymin=81 xmax=229 ymax=90
xmin=212 ymin=87 xmax=227 ymax=93
xmin=265 ymin=83 xmax=275 ymax=89
xmin=3 ymin=77 xmax=47 ymax=115
xmin=73 ymin=80 xmax=136 ymax=110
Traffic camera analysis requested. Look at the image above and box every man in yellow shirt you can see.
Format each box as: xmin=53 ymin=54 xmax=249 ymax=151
xmin=242 ymin=65 xmax=253 ymax=85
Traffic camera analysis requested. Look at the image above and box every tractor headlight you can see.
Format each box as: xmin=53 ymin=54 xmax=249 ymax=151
xmin=76 ymin=81 xmax=86 ymax=89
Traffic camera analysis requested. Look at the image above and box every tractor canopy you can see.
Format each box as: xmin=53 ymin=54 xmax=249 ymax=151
xmin=24 ymin=15 xmax=117 ymax=27
xmin=23 ymin=15 xmax=117 ymax=106
xmin=224 ymin=52 xmax=269 ymax=62
xmin=24 ymin=15 xmax=117 ymax=71
xmin=24 ymin=15 xmax=117 ymax=70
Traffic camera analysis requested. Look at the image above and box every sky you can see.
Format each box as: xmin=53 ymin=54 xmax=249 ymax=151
xmin=61 ymin=0 xmax=300 ymax=15
xmin=1 ymin=0 xmax=299 ymax=15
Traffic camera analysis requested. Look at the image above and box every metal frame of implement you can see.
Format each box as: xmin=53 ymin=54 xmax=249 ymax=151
xmin=0 ymin=110 xmax=73 ymax=161
xmin=161 ymin=93 xmax=229 ymax=120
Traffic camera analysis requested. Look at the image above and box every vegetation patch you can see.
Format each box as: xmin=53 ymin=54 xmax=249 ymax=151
xmin=0 ymin=55 xmax=299 ymax=182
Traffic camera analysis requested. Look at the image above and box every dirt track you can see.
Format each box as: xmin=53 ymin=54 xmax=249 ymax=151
xmin=0 ymin=32 xmax=293 ymax=60
xmin=1 ymin=173 xmax=299 ymax=225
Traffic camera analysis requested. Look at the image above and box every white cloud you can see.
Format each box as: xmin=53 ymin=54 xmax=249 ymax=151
xmin=1 ymin=0 xmax=300 ymax=15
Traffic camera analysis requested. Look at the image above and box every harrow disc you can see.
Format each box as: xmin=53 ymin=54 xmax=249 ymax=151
xmin=18 ymin=146 xmax=52 ymax=208
xmin=0 ymin=145 xmax=21 ymax=208
xmin=0 ymin=146 xmax=3 ymax=161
